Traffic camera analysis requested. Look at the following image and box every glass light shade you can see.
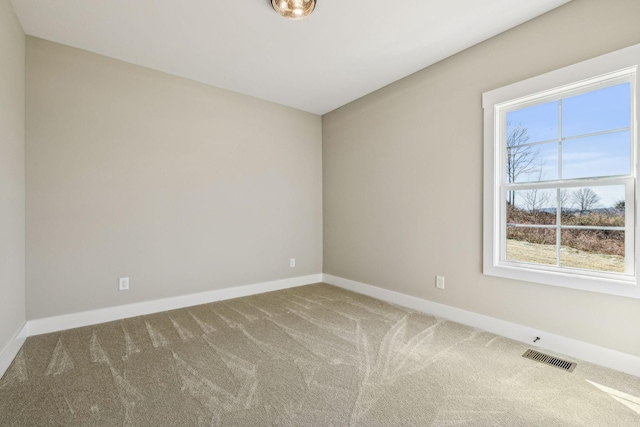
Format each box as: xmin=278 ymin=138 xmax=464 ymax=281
xmin=271 ymin=0 xmax=316 ymax=20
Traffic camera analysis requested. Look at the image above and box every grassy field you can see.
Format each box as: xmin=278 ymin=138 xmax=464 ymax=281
xmin=506 ymin=239 xmax=624 ymax=273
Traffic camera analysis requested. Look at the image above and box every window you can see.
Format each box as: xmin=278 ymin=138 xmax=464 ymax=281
xmin=483 ymin=44 xmax=640 ymax=298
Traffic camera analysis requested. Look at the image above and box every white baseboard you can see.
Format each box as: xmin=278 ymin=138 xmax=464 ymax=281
xmin=1 ymin=274 xmax=321 ymax=379
xmin=27 ymin=274 xmax=323 ymax=337
xmin=323 ymin=274 xmax=640 ymax=377
xmin=0 ymin=322 xmax=28 ymax=379
xmin=6 ymin=273 xmax=638 ymax=379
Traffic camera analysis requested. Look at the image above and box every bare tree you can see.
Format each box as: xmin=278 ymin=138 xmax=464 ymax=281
xmin=506 ymin=122 xmax=539 ymax=205
xmin=572 ymin=188 xmax=600 ymax=212
xmin=523 ymin=189 xmax=550 ymax=213
xmin=559 ymin=189 xmax=570 ymax=210
xmin=521 ymin=167 xmax=550 ymax=219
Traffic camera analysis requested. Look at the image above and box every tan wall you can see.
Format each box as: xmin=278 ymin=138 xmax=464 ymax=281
xmin=323 ymin=0 xmax=640 ymax=356
xmin=0 ymin=0 xmax=26 ymax=350
xmin=26 ymin=38 xmax=322 ymax=319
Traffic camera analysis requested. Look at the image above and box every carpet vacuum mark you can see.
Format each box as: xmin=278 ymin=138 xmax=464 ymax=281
xmin=1 ymin=283 xmax=639 ymax=426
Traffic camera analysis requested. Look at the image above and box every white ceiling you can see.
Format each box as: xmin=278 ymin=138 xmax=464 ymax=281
xmin=11 ymin=0 xmax=571 ymax=115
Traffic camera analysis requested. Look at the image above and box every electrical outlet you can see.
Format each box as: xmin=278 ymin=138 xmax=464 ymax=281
xmin=119 ymin=277 xmax=130 ymax=291
xmin=290 ymin=258 xmax=296 ymax=268
xmin=436 ymin=276 xmax=445 ymax=289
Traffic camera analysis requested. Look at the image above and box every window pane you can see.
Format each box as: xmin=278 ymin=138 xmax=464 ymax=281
xmin=507 ymin=189 xmax=557 ymax=225
xmin=507 ymin=101 xmax=558 ymax=144
xmin=507 ymin=142 xmax=558 ymax=183
xmin=560 ymin=229 xmax=624 ymax=273
xmin=562 ymin=83 xmax=631 ymax=137
xmin=562 ymin=131 xmax=630 ymax=179
xmin=506 ymin=228 xmax=556 ymax=266
xmin=560 ymin=185 xmax=625 ymax=220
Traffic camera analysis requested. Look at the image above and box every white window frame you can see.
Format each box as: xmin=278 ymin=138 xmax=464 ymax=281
xmin=483 ymin=43 xmax=640 ymax=299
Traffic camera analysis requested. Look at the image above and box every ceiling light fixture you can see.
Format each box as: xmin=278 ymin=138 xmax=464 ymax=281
xmin=271 ymin=0 xmax=316 ymax=20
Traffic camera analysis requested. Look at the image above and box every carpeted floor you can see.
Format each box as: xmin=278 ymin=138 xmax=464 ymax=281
xmin=1 ymin=283 xmax=639 ymax=426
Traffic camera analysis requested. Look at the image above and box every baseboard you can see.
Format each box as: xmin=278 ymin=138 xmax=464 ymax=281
xmin=27 ymin=274 xmax=323 ymax=337
xmin=323 ymin=274 xmax=640 ymax=377
xmin=0 ymin=322 xmax=28 ymax=379
xmin=15 ymin=273 xmax=640 ymax=378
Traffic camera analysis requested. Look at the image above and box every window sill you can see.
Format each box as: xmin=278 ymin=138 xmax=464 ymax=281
xmin=483 ymin=262 xmax=640 ymax=299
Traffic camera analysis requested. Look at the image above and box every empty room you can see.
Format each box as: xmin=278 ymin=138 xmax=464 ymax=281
xmin=1 ymin=0 xmax=640 ymax=425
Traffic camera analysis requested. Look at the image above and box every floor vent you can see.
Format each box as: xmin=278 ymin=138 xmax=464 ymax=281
xmin=522 ymin=349 xmax=576 ymax=372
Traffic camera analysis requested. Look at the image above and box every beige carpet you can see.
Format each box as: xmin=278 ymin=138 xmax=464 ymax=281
xmin=1 ymin=283 xmax=639 ymax=426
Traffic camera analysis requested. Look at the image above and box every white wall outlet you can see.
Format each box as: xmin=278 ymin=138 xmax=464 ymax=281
xmin=119 ymin=277 xmax=130 ymax=291
xmin=290 ymin=258 xmax=296 ymax=268
xmin=436 ymin=276 xmax=445 ymax=289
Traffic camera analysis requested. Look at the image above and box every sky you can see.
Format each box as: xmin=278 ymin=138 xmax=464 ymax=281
xmin=506 ymin=82 xmax=631 ymax=208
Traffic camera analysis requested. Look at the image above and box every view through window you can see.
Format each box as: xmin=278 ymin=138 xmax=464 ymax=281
xmin=503 ymin=81 xmax=633 ymax=275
